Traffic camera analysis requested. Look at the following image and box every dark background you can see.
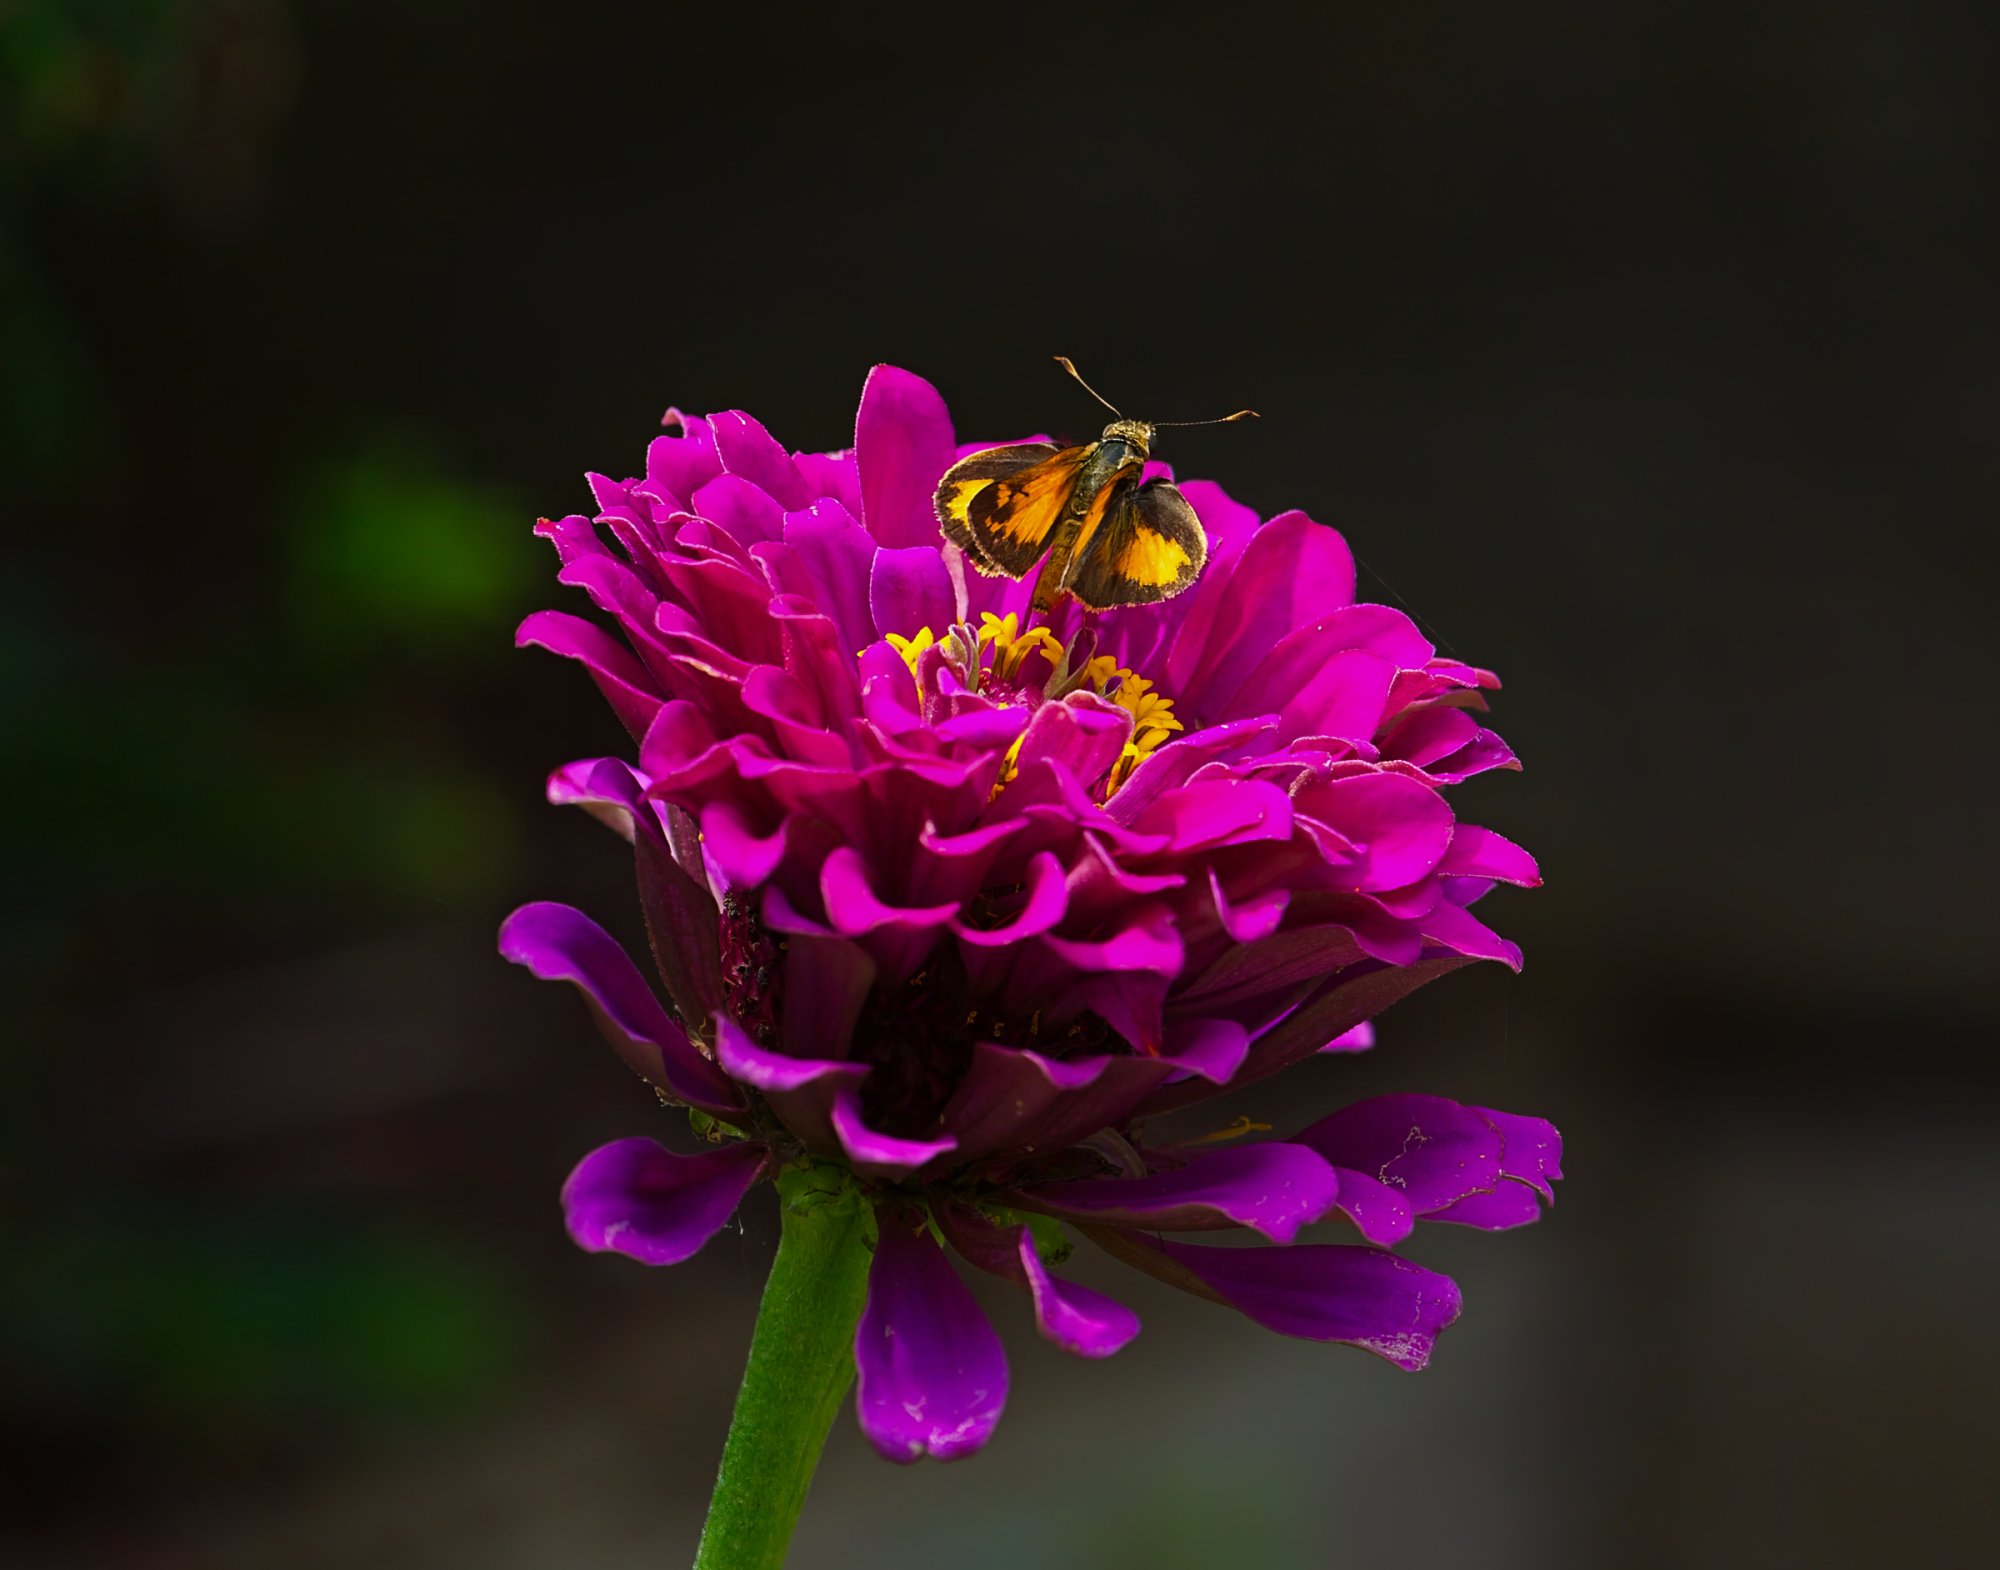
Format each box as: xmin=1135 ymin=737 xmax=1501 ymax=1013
xmin=5 ymin=3 xmax=1995 ymax=1566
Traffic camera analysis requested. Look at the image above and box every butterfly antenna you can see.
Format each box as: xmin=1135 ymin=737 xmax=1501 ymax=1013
xmin=1054 ymin=356 xmax=1123 ymax=416
xmin=1153 ymin=408 xmax=1260 ymax=428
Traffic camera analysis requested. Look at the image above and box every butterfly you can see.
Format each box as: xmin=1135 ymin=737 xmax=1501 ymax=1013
xmin=934 ymin=358 xmax=1256 ymax=613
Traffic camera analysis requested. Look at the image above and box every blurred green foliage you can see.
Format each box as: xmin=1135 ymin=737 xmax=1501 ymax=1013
xmin=6 ymin=1214 xmax=518 ymax=1437
xmin=5 ymin=439 xmax=533 ymax=913
xmin=286 ymin=442 xmax=534 ymax=664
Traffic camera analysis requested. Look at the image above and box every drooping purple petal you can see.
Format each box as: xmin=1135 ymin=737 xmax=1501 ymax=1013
xmin=935 ymin=1206 xmax=1142 ymax=1359
xmin=1425 ymin=1181 xmax=1546 ymax=1230
xmin=1015 ymin=1227 xmax=1141 ymax=1357
xmin=1293 ymin=1093 xmax=1504 ymax=1214
xmin=1324 ymin=1165 xmax=1416 ymax=1245
xmin=497 ymin=903 xmax=741 ymax=1116
xmin=1085 ymin=1228 xmax=1460 ymax=1370
xmin=1481 ymin=1106 xmax=1564 ymax=1196
xmin=855 ymin=1223 xmax=1008 ymax=1463
xmin=562 ymin=1137 xmax=767 ymax=1265
xmin=1020 ymin=1143 xmax=1338 ymax=1243
xmin=1423 ymin=1106 xmax=1563 ymax=1228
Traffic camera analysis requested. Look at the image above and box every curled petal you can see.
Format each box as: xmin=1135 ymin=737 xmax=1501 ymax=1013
xmin=712 ymin=1014 xmax=865 ymax=1156
xmin=562 ymin=1137 xmax=767 ymax=1265
xmin=1015 ymin=1230 xmax=1140 ymax=1357
xmin=498 ymin=903 xmax=740 ymax=1116
xmin=830 ymin=1088 xmax=958 ymax=1179
xmin=936 ymin=1208 xmax=1142 ymax=1358
xmin=546 ymin=755 xmax=656 ymax=844
xmin=1087 ymin=1229 xmax=1460 ymax=1370
xmin=855 ymin=1224 xmax=1008 ymax=1463
xmin=1021 ymin=1143 xmax=1339 ymax=1243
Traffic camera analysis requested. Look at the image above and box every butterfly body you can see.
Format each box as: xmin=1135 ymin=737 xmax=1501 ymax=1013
xmin=935 ymin=419 xmax=1205 ymax=613
xmin=935 ymin=360 xmax=1255 ymax=614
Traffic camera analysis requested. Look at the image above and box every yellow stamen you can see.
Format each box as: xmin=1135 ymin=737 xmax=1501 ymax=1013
xmin=987 ymin=731 xmax=1026 ymax=802
xmin=1177 ymin=1114 xmax=1275 ymax=1148
xmin=978 ymin=612 xmax=1061 ymax=681
xmin=1100 ymin=667 xmax=1185 ymax=794
xmin=886 ymin=627 xmax=937 ymax=683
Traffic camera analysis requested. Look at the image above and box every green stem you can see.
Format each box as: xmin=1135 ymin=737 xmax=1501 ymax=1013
xmin=694 ymin=1167 xmax=875 ymax=1570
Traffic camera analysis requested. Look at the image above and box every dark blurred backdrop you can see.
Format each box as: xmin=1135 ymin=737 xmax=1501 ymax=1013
xmin=5 ymin=3 xmax=1996 ymax=1566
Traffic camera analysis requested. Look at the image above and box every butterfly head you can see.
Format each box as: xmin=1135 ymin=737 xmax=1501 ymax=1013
xmin=1100 ymin=418 xmax=1156 ymax=454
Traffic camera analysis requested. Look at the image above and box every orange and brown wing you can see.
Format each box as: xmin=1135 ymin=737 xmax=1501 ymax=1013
xmin=935 ymin=443 xmax=1089 ymax=577
xmin=1061 ymin=477 xmax=1208 ymax=610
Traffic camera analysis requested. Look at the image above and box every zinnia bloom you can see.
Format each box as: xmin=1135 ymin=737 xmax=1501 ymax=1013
xmin=501 ymin=365 xmax=1560 ymax=1463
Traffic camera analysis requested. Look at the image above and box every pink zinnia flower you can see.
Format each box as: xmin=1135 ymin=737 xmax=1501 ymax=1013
xmin=501 ymin=366 xmax=1559 ymax=1463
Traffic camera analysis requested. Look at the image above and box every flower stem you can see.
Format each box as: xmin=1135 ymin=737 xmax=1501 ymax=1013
xmin=694 ymin=1166 xmax=875 ymax=1570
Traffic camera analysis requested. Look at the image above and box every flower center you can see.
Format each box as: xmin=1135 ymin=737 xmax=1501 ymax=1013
xmin=883 ymin=613 xmax=1183 ymax=799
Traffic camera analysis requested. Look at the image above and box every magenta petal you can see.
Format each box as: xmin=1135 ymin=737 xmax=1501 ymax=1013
xmin=940 ymin=1044 xmax=1175 ymax=1164
xmin=712 ymin=1014 xmax=855 ymax=1092
xmin=710 ymin=409 xmax=812 ymax=509
xmin=699 ymin=800 xmax=789 ymax=891
xmin=1482 ymin=1106 xmax=1564 ymax=1195
xmin=546 ymin=755 xmax=655 ymax=844
xmin=516 ymin=610 xmax=663 ymax=740
xmin=1160 ymin=1238 xmax=1461 ymax=1369
xmin=1320 ymin=1021 xmax=1377 ymax=1054
xmin=1023 ymin=1143 xmax=1339 ymax=1242
xmin=1092 ymin=1230 xmax=1460 ymax=1369
xmin=950 ymin=851 xmax=1068 ymax=947
xmin=870 ymin=545 xmax=958 ymax=641
xmin=782 ymin=501 xmax=878 ymax=651
xmin=562 ymin=1137 xmax=767 ymax=1265
xmin=820 ymin=847 xmax=961 ymax=934
xmin=712 ymin=1014 xmax=865 ymax=1157
xmin=1440 ymin=825 xmax=1542 ymax=886
xmin=1293 ymin=1094 xmax=1505 ymax=1215
xmin=1426 ymin=1181 xmax=1546 ymax=1230
xmin=1168 ymin=511 xmax=1358 ymax=711
xmin=855 ymin=1225 xmax=1008 ymax=1463
xmin=855 ymin=364 xmax=959 ymax=551
xmin=1325 ymin=1166 xmax=1416 ymax=1245
xmin=830 ymin=1088 xmax=958 ymax=1178
xmin=1146 ymin=953 xmax=1477 ymax=1113
xmin=1418 ymin=899 xmax=1524 ymax=969
xmin=497 ymin=903 xmax=740 ymax=1116
xmin=1015 ymin=1229 xmax=1140 ymax=1358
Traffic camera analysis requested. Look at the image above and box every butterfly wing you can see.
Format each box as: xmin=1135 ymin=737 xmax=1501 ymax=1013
xmin=1060 ymin=477 xmax=1209 ymax=610
xmin=935 ymin=443 xmax=1090 ymax=577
